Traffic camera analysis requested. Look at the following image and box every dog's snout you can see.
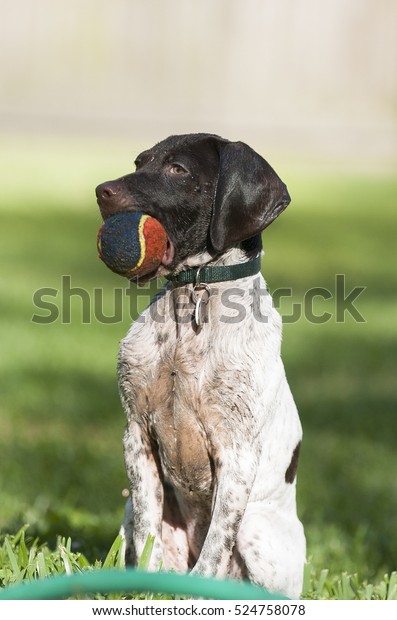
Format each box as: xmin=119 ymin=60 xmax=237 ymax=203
xmin=96 ymin=180 xmax=130 ymax=219
xmin=96 ymin=182 xmax=120 ymax=202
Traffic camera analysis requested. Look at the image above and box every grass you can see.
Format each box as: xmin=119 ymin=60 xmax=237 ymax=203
xmin=0 ymin=134 xmax=396 ymax=599
xmin=1 ymin=529 xmax=396 ymax=600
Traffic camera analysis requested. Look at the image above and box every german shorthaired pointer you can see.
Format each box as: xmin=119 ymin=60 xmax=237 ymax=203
xmin=96 ymin=133 xmax=306 ymax=598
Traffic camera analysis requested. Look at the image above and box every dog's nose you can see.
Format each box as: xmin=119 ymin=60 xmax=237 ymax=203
xmin=95 ymin=181 xmax=120 ymax=202
xmin=96 ymin=181 xmax=128 ymax=220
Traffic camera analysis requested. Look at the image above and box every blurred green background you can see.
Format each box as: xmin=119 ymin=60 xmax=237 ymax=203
xmin=1 ymin=0 xmax=396 ymax=588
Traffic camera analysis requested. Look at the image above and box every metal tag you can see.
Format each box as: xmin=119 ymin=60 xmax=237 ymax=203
xmin=192 ymin=284 xmax=211 ymax=328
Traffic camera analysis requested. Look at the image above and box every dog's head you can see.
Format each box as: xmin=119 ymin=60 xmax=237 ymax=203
xmin=96 ymin=133 xmax=290 ymax=278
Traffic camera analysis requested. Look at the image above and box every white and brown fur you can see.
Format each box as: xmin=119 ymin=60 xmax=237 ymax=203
xmin=96 ymin=134 xmax=306 ymax=598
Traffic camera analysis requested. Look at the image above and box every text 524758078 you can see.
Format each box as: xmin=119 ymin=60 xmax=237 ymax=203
xmin=234 ymin=604 xmax=305 ymax=616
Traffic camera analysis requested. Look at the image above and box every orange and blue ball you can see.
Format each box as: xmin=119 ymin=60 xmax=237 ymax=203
xmin=97 ymin=212 xmax=168 ymax=279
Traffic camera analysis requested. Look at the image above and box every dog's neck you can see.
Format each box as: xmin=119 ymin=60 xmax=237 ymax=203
xmin=165 ymin=235 xmax=264 ymax=331
xmin=172 ymin=234 xmax=262 ymax=274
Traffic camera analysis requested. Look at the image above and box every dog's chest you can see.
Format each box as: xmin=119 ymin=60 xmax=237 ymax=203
xmin=150 ymin=336 xmax=216 ymax=495
xmin=119 ymin=281 xmax=276 ymax=497
xmin=119 ymin=300 xmax=223 ymax=496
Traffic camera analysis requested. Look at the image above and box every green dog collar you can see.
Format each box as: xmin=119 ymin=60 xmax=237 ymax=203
xmin=165 ymin=255 xmax=262 ymax=285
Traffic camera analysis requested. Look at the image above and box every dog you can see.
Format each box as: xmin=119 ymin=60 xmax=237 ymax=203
xmin=96 ymin=133 xmax=306 ymax=598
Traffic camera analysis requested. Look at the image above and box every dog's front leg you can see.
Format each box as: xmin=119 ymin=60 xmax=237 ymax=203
xmin=191 ymin=444 xmax=259 ymax=579
xmin=123 ymin=421 xmax=164 ymax=570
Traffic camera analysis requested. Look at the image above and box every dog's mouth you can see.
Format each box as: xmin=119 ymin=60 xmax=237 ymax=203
xmin=162 ymin=237 xmax=175 ymax=268
xmin=96 ymin=184 xmax=176 ymax=279
xmin=153 ymin=236 xmax=175 ymax=276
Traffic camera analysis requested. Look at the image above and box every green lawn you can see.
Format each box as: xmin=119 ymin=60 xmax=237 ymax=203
xmin=0 ymin=136 xmax=396 ymax=599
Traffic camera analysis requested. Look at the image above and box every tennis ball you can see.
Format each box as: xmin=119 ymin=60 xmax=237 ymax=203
xmin=97 ymin=212 xmax=168 ymax=279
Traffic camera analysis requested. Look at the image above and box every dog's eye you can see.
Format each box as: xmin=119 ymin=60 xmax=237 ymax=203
xmin=168 ymin=163 xmax=188 ymax=175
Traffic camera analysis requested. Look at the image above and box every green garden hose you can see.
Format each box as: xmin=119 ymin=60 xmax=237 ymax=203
xmin=0 ymin=568 xmax=286 ymax=600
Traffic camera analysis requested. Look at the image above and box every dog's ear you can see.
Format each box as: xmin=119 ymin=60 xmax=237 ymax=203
xmin=210 ymin=141 xmax=291 ymax=253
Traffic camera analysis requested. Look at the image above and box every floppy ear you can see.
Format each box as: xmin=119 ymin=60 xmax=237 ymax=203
xmin=210 ymin=141 xmax=291 ymax=253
